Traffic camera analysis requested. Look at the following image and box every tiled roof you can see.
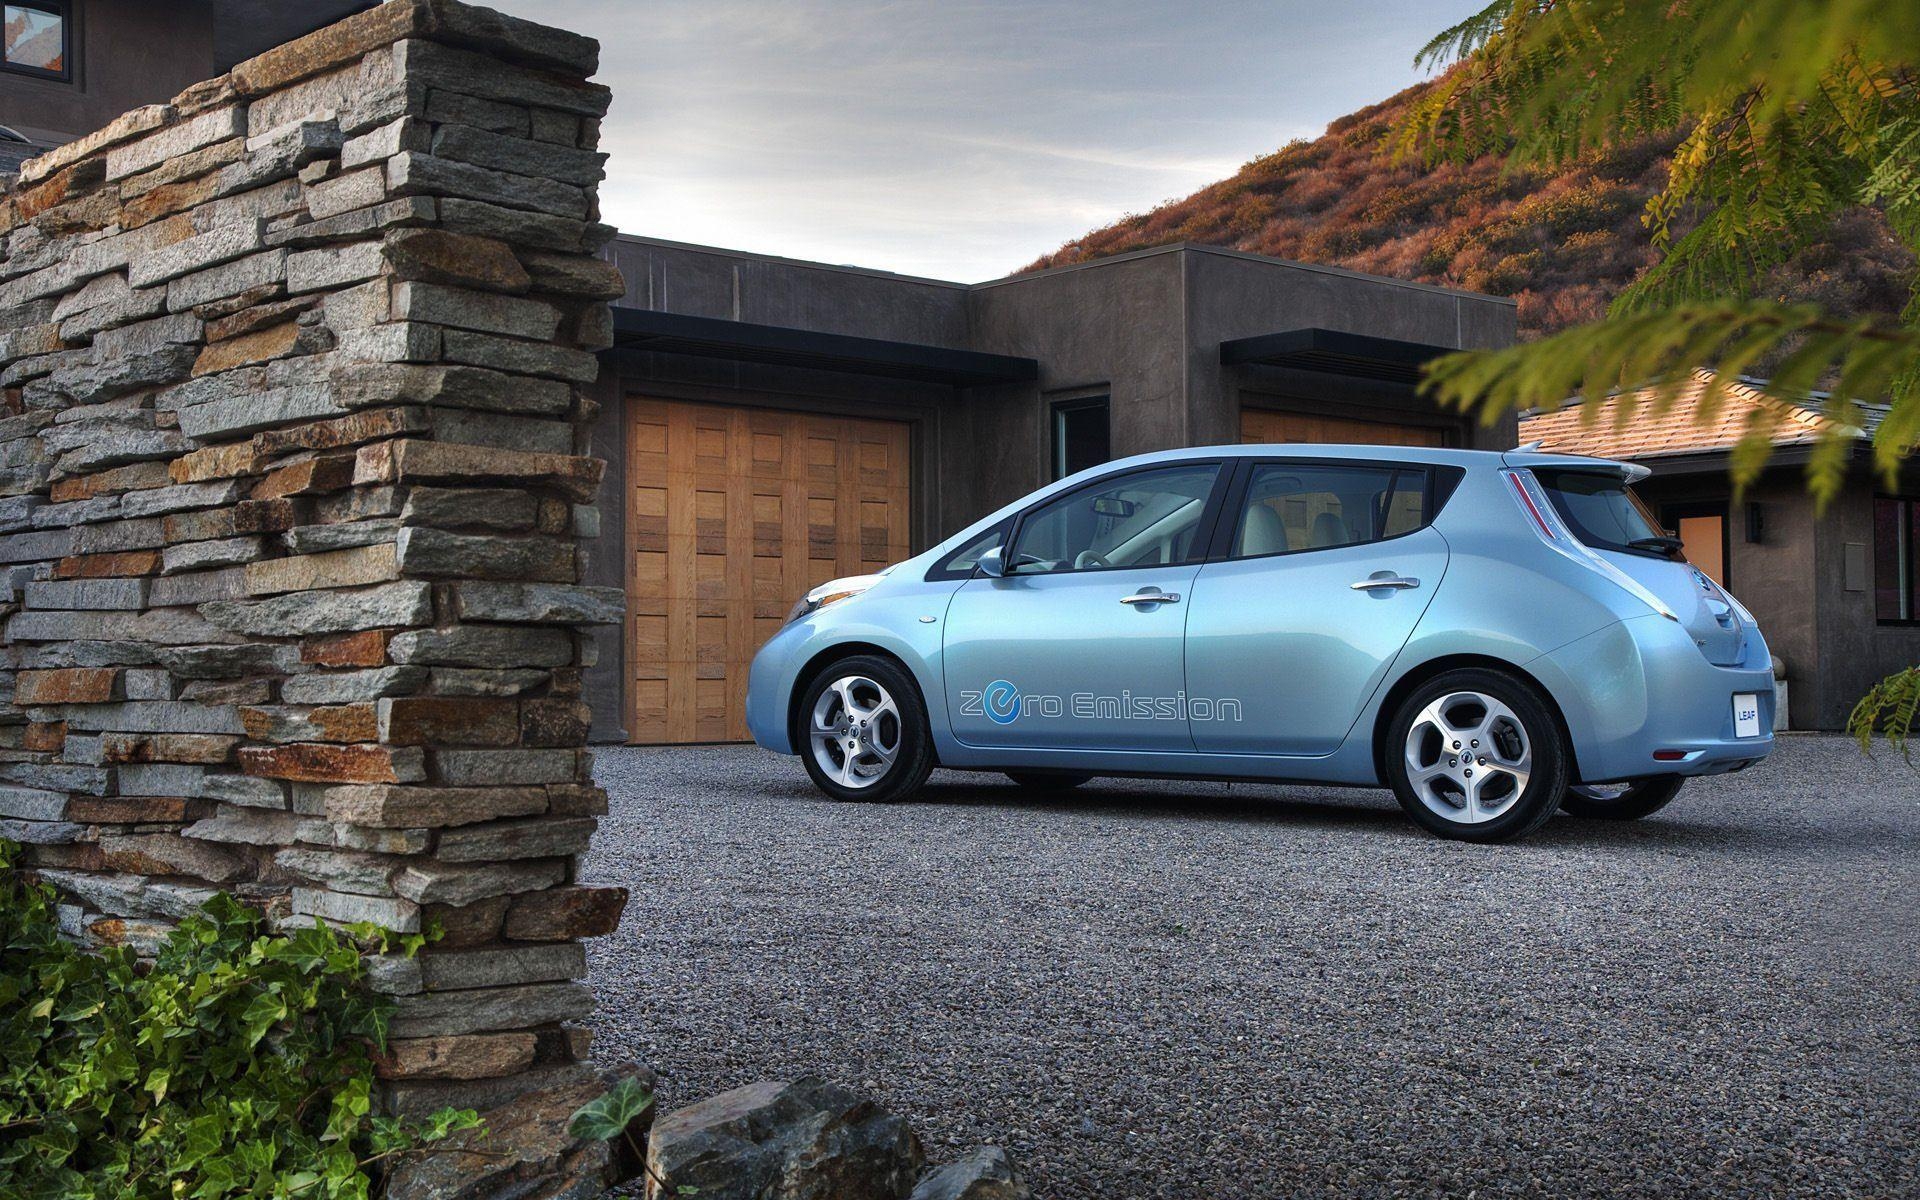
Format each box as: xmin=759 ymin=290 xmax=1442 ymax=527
xmin=1519 ymin=369 xmax=1876 ymax=461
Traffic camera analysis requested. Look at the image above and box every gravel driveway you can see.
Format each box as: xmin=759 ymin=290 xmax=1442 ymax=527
xmin=584 ymin=736 xmax=1917 ymax=1200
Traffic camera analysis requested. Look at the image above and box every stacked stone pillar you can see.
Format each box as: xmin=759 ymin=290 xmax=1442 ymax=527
xmin=0 ymin=0 xmax=630 ymax=1116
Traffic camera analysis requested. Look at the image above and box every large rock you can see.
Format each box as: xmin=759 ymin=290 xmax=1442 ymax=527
xmin=909 ymin=1148 xmax=1032 ymax=1200
xmin=385 ymin=1062 xmax=654 ymax=1200
xmin=646 ymin=1078 xmax=926 ymax=1200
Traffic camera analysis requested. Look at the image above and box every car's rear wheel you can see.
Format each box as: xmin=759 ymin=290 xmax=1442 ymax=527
xmin=798 ymin=655 xmax=935 ymax=803
xmin=1004 ymin=771 xmax=1093 ymax=791
xmin=1561 ymin=775 xmax=1685 ymax=820
xmin=1385 ymin=668 xmax=1569 ymax=843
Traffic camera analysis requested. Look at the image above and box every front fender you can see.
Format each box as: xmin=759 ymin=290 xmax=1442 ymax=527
xmin=744 ymin=586 xmax=956 ymax=755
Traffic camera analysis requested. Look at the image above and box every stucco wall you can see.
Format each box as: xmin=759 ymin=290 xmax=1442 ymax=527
xmin=1 ymin=0 xmax=218 ymax=145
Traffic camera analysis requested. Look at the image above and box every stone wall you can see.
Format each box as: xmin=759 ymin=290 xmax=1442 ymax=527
xmin=0 ymin=0 xmax=633 ymax=1121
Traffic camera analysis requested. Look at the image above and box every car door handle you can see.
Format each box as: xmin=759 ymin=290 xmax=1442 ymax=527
xmin=1119 ymin=591 xmax=1181 ymax=605
xmin=1351 ymin=575 xmax=1420 ymax=591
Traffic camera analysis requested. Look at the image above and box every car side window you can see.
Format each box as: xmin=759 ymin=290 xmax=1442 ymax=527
xmin=1009 ymin=463 xmax=1221 ymax=574
xmin=1231 ymin=464 xmax=1429 ymax=558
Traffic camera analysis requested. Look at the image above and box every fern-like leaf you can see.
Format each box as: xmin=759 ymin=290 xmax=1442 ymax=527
xmin=1848 ymin=666 xmax=1920 ymax=764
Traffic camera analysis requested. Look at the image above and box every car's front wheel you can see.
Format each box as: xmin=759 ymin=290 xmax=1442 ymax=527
xmin=1560 ymin=776 xmax=1685 ymax=820
xmin=1385 ymin=668 xmax=1569 ymax=843
xmin=798 ymin=654 xmax=936 ymax=803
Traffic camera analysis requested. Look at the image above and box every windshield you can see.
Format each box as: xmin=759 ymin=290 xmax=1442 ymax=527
xmin=1533 ymin=469 xmax=1678 ymax=559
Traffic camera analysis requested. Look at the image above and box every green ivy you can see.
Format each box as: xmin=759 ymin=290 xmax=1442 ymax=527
xmin=0 ymin=840 xmax=482 ymax=1200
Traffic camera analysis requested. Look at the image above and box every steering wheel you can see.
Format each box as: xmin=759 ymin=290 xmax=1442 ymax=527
xmin=1073 ymin=549 xmax=1112 ymax=570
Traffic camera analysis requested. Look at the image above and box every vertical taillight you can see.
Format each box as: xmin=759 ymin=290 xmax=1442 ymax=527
xmin=1506 ymin=472 xmax=1557 ymax=541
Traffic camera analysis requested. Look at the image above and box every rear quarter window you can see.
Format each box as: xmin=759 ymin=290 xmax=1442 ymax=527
xmin=1533 ymin=469 xmax=1673 ymax=558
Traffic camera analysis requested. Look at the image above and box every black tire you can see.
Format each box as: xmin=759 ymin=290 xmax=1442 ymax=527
xmin=1560 ymin=775 xmax=1685 ymax=820
xmin=1384 ymin=668 xmax=1570 ymax=844
xmin=796 ymin=654 xmax=936 ymax=803
xmin=1004 ymin=771 xmax=1093 ymax=791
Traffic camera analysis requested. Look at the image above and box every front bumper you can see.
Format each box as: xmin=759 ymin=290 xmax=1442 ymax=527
xmin=1532 ymin=614 xmax=1775 ymax=784
xmin=744 ymin=620 xmax=809 ymax=754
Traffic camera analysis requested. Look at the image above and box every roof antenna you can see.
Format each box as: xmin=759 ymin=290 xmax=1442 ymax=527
xmin=1513 ymin=439 xmax=1545 ymax=452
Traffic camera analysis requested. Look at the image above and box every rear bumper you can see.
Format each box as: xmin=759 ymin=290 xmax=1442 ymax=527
xmin=1531 ymin=614 xmax=1775 ymax=784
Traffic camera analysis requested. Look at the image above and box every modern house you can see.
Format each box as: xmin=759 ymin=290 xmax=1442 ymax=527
xmin=5 ymin=1 xmax=1521 ymax=746
xmin=1523 ymin=370 xmax=1920 ymax=730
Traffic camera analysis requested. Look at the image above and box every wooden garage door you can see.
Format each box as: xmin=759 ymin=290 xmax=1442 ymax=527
xmin=626 ymin=399 xmax=912 ymax=744
xmin=1241 ymin=409 xmax=1447 ymax=447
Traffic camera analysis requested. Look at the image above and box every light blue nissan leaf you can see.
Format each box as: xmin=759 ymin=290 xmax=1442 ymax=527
xmin=745 ymin=445 xmax=1775 ymax=842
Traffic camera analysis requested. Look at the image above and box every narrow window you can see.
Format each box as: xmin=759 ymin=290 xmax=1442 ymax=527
xmin=3 ymin=2 xmax=68 ymax=79
xmin=1874 ymin=496 xmax=1915 ymax=623
xmin=1051 ymin=397 xmax=1110 ymax=480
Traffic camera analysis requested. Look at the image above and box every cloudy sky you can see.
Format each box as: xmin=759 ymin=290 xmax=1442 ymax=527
xmin=485 ymin=1 xmax=1478 ymax=281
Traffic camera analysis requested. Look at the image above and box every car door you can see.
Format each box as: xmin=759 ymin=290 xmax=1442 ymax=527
xmin=944 ymin=461 xmax=1225 ymax=751
xmin=1184 ymin=460 xmax=1450 ymax=756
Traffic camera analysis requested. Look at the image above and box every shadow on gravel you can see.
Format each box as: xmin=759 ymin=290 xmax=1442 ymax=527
xmin=761 ymin=767 xmax=1855 ymax=854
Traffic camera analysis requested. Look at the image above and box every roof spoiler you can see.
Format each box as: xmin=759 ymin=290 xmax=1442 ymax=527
xmin=1506 ymin=445 xmax=1652 ymax=484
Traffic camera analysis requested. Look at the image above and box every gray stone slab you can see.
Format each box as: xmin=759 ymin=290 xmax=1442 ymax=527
xmin=386 ymin=979 xmax=592 ymax=1038
xmin=416 ymin=943 xmax=587 ymax=991
xmin=292 ymin=886 xmax=421 ymax=933
xmin=1 ymin=818 xmax=87 ymax=844
xmin=0 ymin=785 xmax=71 ymax=820
xmin=23 ymin=578 xmax=149 ymax=611
xmin=50 ymin=702 xmax=245 ymax=735
xmin=120 ymin=481 xmax=246 ymax=519
xmin=280 ymin=666 xmax=428 ymax=705
xmin=200 ymin=773 xmax=290 ymax=809
xmin=389 ymin=858 xmax=566 ymax=905
xmin=451 ymin=582 xmax=622 ymax=625
xmin=388 ymin=281 xmax=560 ymax=340
xmin=434 ymin=749 xmax=581 ymax=787
xmin=127 ymin=220 xmax=264 ymax=289
xmin=117 ymin=763 xmax=207 ymax=797
xmin=203 ymin=581 xmax=432 ymax=637
xmin=175 ymin=383 xmax=344 ymax=439
xmin=388 ymin=626 xmax=573 ymax=668
xmin=36 ymin=870 xmax=220 ymax=918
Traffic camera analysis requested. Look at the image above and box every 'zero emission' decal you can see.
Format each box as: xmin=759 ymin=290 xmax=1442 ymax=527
xmin=961 ymin=679 xmax=1243 ymax=723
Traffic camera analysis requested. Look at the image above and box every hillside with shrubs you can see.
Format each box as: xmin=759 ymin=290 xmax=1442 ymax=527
xmin=1024 ymin=82 xmax=1915 ymax=338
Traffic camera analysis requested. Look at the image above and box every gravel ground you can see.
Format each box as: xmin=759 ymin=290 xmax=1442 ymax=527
xmin=584 ymin=735 xmax=1918 ymax=1200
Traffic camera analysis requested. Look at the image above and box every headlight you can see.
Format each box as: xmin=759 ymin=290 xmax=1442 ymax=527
xmin=786 ymin=574 xmax=882 ymax=624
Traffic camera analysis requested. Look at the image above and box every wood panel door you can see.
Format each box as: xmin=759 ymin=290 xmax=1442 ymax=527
xmin=626 ymin=399 xmax=912 ymax=744
xmin=1241 ymin=408 xmax=1447 ymax=447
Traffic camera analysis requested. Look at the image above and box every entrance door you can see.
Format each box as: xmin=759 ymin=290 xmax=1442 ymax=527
xmin=1186 ymin=460 xmax=1448 ymax=755
xmin=943 ymin=461 xmax=1225 ymax=752
xmin=626 ymin=398 xmax=911 ymax=743
xmin=1663 ymin=503 xmax=1729 ymax=587
xmin=1241 ymin=408 xmax=1447 ymax=447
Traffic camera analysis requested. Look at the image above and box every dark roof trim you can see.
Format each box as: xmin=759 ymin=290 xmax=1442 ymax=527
xmin=609 ymin=308 xmax=1039 ymax=387
xmin=1639 ymin=441 xmax=1877 ymax=477
xmin=213 ymin=1 xmax=381 ymax=71
xmin=1221 ymin=327 xmax=1461 ymax=385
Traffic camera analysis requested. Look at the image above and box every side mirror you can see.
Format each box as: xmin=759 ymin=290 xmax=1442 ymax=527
xmin=974 ymin=544 xmax=1006 ymax=578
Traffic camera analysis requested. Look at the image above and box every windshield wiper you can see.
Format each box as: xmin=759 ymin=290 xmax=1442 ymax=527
xmin=1628 ymin=535 xmax=1685 ymax=556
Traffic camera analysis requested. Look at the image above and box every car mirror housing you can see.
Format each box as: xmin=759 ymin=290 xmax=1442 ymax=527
xmin=974 ymin=545 xmax=1006 ymax=577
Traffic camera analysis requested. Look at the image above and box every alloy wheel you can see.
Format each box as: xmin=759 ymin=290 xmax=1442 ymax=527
xmin=808 ymin=674 xmax=903 ymax=790
xmin=1402 ymin=690 xmax=1533 ymax=825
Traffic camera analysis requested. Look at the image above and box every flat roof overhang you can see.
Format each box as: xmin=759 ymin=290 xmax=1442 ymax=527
xmin=608 ymin=308 xmax=1039 ymax=387
xmin=1221 ymin=327 xmax=1461 ymax=385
